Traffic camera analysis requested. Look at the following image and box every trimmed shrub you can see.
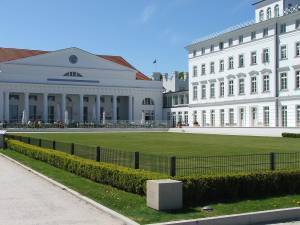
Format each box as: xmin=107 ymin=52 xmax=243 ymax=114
xmin=6 ymin=139 xmax=167 ymax=195
xmin=282 ymin=133 xmax=300 ymax=138
xmin=178 ymin=171 xmax=300 ymax=205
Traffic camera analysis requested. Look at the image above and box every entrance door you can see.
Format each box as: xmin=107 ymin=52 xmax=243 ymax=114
xmin=84 ymin=106 xmax=88 ymax=122
xmin=9 ymin=105 xmax=19 ymax=123
xmin=48 ymin=106 xmax=55 ymax=123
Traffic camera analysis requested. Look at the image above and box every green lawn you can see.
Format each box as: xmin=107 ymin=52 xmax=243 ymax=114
xmin=18 ymin=132 xmax=300 ymax=156
xmin=1 ymin=149 xmax=300 ymax=224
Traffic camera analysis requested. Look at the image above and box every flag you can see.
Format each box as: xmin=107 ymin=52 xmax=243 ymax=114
xmin=153 ymin=59 xmax=157 ymax=64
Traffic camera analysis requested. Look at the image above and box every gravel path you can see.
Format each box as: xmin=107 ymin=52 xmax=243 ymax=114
xmin=0 ymin=155 xmax=125 ymax=225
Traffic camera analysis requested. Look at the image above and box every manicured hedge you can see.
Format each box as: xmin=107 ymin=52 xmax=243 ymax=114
xmin=178 ymin=171 xmax=300 ymax=205
xmin=282 ymin=133 xmax=300 ymax=138
xmin=6 ymin=139 xmax=167 ymax=195
xmin=6 ymin=139 xmax=300 ymax=206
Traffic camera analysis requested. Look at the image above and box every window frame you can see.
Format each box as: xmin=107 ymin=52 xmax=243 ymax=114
xmin=239 ymin=78 xmax=245 ymax=95
xmin=210 ymin=83 xmax=215 ymax=98
xmin=251 ymin=76 xmax=257 ymax=94
xmin=228 ymin=79 xmax=234 ymax=96
xmin=251 ymin=51 xmax=257 ymax=65
xmin=228 ymin=56 xmax=234 ymax=70
xmin=193 ymin=66 xmax=198 ymax=77
xmin=263 ymin=75 xmax=270 ymax=92
xmin=201 ymin=84 xmax=207 ymax=99
xmin=280 ymin=45 xmax=288 ymax=60
xmin=280 ymin=72 xmax=288 ymax=91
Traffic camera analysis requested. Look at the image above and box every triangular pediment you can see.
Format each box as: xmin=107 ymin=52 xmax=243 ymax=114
xmin=3 ymin=47 xmax=135 ymax=72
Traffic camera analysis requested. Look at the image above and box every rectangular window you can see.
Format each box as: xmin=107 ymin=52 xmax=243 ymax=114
xmin=251 ymin=31 xmax=256 ymax=40
xmin=219 ymin=42 xmax=224 ymax=50
xmin=229 ymin=108 xmax=234 ymax=126
xmin=239 ymin=35 xmax=243 ymax=44
xmin=280 ymin=45 xmax=287 ymax=59
xmin=281 ymin=105 xmax=287 ymax=127
xmin=239 ymin=78 xmax=245 ymax=95
xmin=192 ymin=50 xmax=196 ymax=57
xmin=193 ymin=86 xmax=198 ymax=100
xmin=193 ymin=110 xmax=198 ymax=123
xmin=229 ymin=38 xmax=233 ymax=47
xmin=210 ymin=62 xmax=215 ymax=74
xmin=251 ymin=76 xmax=257 ymax=94
xmin=297 ymin=19 xmax=300 ymax=29
xmin=228 ymin=57 xmax=234 ymax=69
xmin=297 ymin=105 xmax=300 ymax=127
xmin=219 ymin=60 xmax=224 ymax=72
xmin=201 ymin=47 xmax=205 ymax=55
xmin=220 ymin=109 xmax=225 ymax=127
xmin=263 ymin=48 xmax=270 ymax=63
xmin=210 ymin=44 xmax=214 ymax=52
xmin=239 ymin=108 xmax=245 ymax=126
xmin=280 ymin=72 xmax=288 ymax=90
xmin=296 ymin=71 xmax=300 ymax=89
xmin=202 ymin=110 xmax=206 ymax=127
xmin=263 ymin=28 xmax=269 ymax=37
xmin=296 ymin=42 xmax=300 ymax=57
xmin=210 ymin=110 xmax=215 ymax=127
xmin=228 ymin=80 xmax=234 ymax=96
xmin=201 ymin=64 xmax=206 ymax=75
xmin=280 ymin=24 xmax=286 ymax=33
xmin=193 ymin=66 xmax=198 ymax=77
xmin=263 ymin=75 xmax=270 ymax=92
xmin=220 ymin=81 xmax=225 ymax=97
xmin=201 ymin=84 xmax=206 ymax=99
xmin=239 ymin=54 xmax=244 ymax=67
xmin=251 ymin=51 xmax=257 ymax=65
xmin=184 ymin=111 xmax=188 ymax=125
xmin=210 ymin=83 xmax=215 ymax=98
xmin=263 ymin=106 xmax=270 ymax=127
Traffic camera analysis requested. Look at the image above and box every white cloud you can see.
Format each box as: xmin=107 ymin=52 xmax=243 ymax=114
xmin=140 ymin=4 xmax=156 ymax=23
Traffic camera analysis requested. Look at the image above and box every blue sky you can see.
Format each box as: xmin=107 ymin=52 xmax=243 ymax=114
xmin=1 ymin=0 xmax=254 ymax=77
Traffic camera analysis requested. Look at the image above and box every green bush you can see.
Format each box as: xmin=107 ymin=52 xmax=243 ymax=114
xmin=282 ymin=133 xmax=300 ymax=138
xmin=178 ymin=171 xmax=300 ymax=205
xmin=7 ymin=139 xmax=167 ymax=195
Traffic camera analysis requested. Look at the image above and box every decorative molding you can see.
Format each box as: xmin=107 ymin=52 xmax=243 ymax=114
xmin=208 ymin=79 xmax=217 ymax=83
xmin=200 ymin=80 xmax=208 ymax=84
xmin=260 ymin=68 xmax=272 ymax=75
xmin=278 ymin=67 xmax=290 ymax=72
xmin=249 ymin=70 xmax=259 ymax=76
xmin=236 ymin=73 xmax=247 ymax=78
xmin=292 ymin=64 xmax=300 ymax=70
xmin=226 ymin=74 xmax=236 ymax=79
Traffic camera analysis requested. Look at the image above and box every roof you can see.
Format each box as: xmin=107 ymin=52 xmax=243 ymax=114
xmin=0 ymin=47 xmax=150 ymax=80
xmin=252 ymin=0 xmax=267 ymax=5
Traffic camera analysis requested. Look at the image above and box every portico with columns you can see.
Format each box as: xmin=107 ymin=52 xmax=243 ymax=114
xmin=0 ymin=47 xmax=162 ymax=124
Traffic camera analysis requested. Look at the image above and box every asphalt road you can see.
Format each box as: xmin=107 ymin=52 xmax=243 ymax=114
xmin=0 ymin=155 xmax=124 ymax=225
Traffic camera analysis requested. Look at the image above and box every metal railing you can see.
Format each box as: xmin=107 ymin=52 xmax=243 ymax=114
xmin=5 ymin=134 xmax=300 ymax=177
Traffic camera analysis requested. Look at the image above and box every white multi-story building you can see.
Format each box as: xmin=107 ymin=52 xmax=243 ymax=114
xmin=159 ymin=71 xmax=189 ymax=127
xmin=0 ymin=47 xmax=163 ymax=124
xmin=186 ymin=0 xmax=300 ymax=128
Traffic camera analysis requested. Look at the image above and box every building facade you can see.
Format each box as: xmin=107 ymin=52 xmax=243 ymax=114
xmin=159 ymin=71 xmax=189 ymax=127
xmin=0 ymin=47 xmax=162 ymax=124
xmin=186 ymin=0 xmax=300 ymax=128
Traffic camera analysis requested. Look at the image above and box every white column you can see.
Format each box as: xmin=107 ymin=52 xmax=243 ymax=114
xmin=4 ymin=92 xmax=9 ymax=122
xmin=113 ymin=95 xmax=117 ymax=122
xmin=128 ymin=96 xmax=132 ymax=122
xmin=24 ymin=92 xmax=29 ymax=122
xmin=79 ymin=94 xmax=84 ymax=123
xmin=0 ymin=91 xmax=3 ymax=121
xmin=96 ymin=95 xmax=101 ymax=123
xmin=61 ymin=93 xmax=66 ymax=122
xmin=43 ymin=93 xmax=48 ymax=123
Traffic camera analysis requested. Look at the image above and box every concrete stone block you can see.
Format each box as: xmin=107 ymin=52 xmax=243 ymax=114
xmin=147 ymin=179 xmax=182 ymax=211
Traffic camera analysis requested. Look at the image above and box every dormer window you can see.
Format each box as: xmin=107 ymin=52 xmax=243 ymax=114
xmin=275 ymin=5 xmax=280 ymax=17
xmin=63 ymin=72 xmax=83 ymax=77
xmin=267 ymin=8 xmax=272 ymax=19
xmin=259 ymin=10 xmax=264 ymax=22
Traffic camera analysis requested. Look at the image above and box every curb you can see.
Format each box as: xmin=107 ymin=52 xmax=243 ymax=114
xmin=148 ymin=207 xmax=300 ymax=225
xmin=0 ymin=152 xmax=139 ymax=225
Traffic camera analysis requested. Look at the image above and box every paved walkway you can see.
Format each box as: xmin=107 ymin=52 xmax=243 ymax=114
xmin=0 ymin=155 xmax=125 ymax=225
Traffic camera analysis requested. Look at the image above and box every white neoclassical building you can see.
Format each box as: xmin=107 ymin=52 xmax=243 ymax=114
xmin=0 ymin=47 xmax=162 ymax=124
xmin=186 ymin=0 xmax=300 ymax=128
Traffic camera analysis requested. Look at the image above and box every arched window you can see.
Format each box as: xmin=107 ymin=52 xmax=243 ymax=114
xmin=259 ymin=10 xmax=264 ymax=22
xmin=274 ymin=5 xmax=280 ymax=17
xmin=142 ymin=98 xmax=154 ymax=105
xmin=267 ymin=8 xmax=272 ymax=19
xmin=63 ymin=72 xmax=83 ymax=77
